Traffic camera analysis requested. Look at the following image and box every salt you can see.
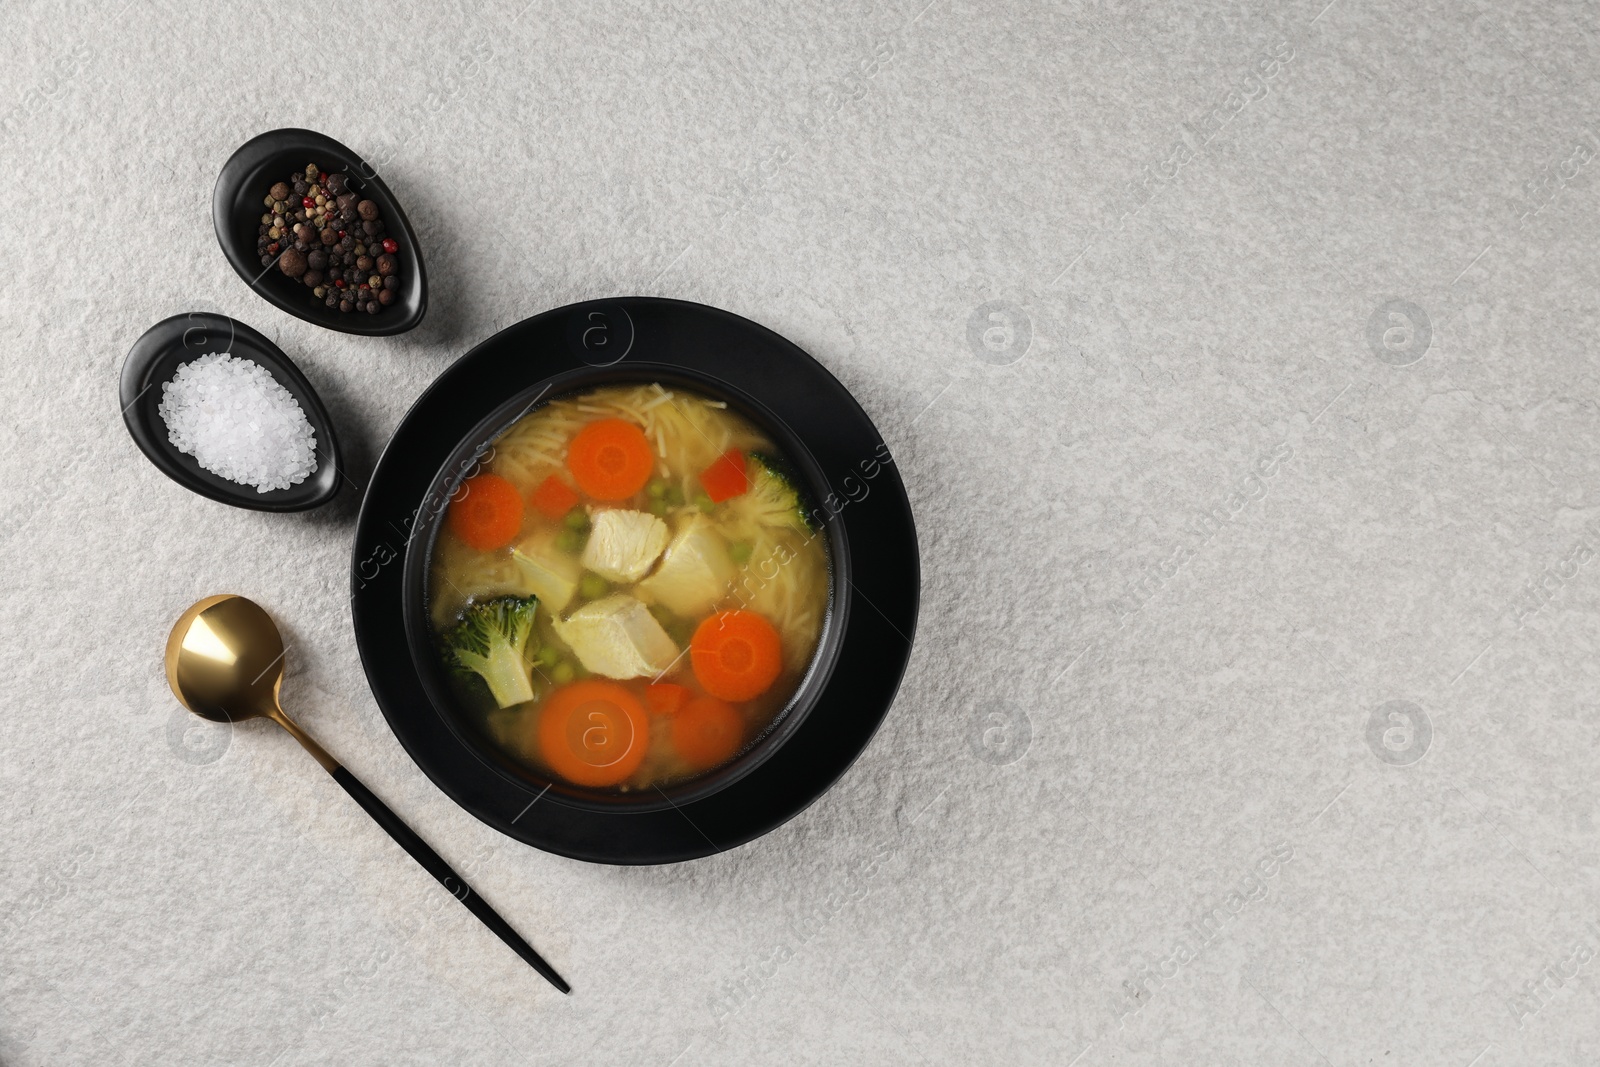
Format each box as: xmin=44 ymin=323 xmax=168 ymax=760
xmin=157 ymin=352 xmax=318 ymax=493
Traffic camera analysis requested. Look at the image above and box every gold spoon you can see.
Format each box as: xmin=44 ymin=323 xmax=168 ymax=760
xmin=166 ymin=594 xmax=569 ymax=994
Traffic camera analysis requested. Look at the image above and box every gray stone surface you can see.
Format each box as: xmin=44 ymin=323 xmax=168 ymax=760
xmin=3 ymin=0 xmax=1599 ymax=1063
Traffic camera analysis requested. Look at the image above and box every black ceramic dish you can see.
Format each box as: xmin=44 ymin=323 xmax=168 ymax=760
xmin=350 ymin=298 xmax=920 ymax=864
xmin=120 ymin=313 xmax=343 ymax=511
xmin=213 ymin=128 xmax=427 ymax=336
xmin=405 ymin=363 xmax=848 ymax=816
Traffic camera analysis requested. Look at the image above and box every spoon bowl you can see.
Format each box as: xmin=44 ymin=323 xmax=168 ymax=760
xmin=165 ymin=594 xmax=332 ymax=766
xmin=166 ymin=594 xmax=281 ymax=722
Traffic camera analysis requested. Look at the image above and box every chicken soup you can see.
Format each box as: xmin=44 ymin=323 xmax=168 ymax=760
xmin=427 ymin=383 xmax=831 ymax=793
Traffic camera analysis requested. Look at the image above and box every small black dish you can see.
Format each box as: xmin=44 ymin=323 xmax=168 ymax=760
xmin=120 ymin=313 xmax=343 ymax=512
xmin=350 ymin=298 xmax=920 ymax=864
xmin=213 ymin=128 xmax=427 ymax=336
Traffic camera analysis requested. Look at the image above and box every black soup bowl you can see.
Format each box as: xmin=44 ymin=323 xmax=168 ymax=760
xmin=213 ymin=128 xmax=427 ymax=336
xmin=350 ymin=298 xmax=920 ymax=864
xmin=404 ymin=365 xmax=849 ymax=815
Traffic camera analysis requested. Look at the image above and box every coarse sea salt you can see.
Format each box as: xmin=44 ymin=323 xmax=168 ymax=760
xmin=157 ymin=352 xmax=318 ymax=493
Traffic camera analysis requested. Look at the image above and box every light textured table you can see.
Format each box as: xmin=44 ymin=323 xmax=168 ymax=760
xmin=4 ymin=0 xmax=1600 ymax=1063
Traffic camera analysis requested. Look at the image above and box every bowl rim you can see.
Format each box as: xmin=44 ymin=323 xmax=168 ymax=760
xmin=212 ymin=127 xmax=427 ymax=336
xmin=350 ymin=297 xmax=920 ymax=865
xmin=400 ymin=363 xmax=852 ymax=813
xmin=119 ymin=312 xmax=343 ymax=512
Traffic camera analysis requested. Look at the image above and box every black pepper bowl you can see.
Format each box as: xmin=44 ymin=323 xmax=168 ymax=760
xmin=120 ymin=313 xmax=343 ymax=511
xmin=213 ymin=128 xmax=427 ymax=336
xmin=350 ymin=298 xmax=920 ymax=864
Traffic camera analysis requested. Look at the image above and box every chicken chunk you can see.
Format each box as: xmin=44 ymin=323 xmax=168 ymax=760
xmin=581 ymin=509 xmax=669 ymax=584
xmin=552 ymin=594 xmax=680 ymax=679
xmin=636 ymin=515 xmax=736 ymax=617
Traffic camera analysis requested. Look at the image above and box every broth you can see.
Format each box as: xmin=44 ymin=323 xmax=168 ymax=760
xmin=427 ymin=383 xmax=831 ymax=793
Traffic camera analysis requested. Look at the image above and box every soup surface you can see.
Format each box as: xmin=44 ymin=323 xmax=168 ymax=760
xmin=427 ymin=382 xmax=831 ymax=793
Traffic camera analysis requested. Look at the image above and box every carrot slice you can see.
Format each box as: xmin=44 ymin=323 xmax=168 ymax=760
xmin=530 ymin=473 xmax=580 ymax=520
xmin=689 ymin=610 xmax=782 ymax=702
xmin=699 ymin=449 xmax=748 ymax=503
xmin=671 ymin=696 xmax=745 ymax=770
xmin=644 ymin=682 xmax=691 ymax=716
xmin=566 ymin=418 xmax=654 ymax=501
xmin=447 ymin=473 xmax=524 ymax=551
xmin=535 ymin=679 xmax=649 ymax=787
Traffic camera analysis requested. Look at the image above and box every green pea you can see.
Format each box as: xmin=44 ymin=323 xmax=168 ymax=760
xmin=728 ymin=540 xmax=753 ymax=565
xmin=647 ymin=479 xmax=667 ymax=498
xmin=695 ymin=493 xmax=715 ymax=514
xmin=665 ymin=485 xmax=685 ymax=507
xmin=555 ymin=529 xmax=584 ymax=554
xmin=648 ymin=498 xmax=668 ymax=517
xmin=579 ymin=572 xmax=610 ymax=600
xmin=535 ymin=645 xmax=560 ymax=669
xmin=551 ymin=661 xmax=575 ymax=685
xmin=563 ymin=507 xmax=590 ymax=530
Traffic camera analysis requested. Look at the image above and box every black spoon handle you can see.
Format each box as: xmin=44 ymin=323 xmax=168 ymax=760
xmin=329 ymin=765 xmax=570 ymax=994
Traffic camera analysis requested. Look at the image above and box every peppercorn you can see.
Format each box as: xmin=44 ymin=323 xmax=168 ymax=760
xmin=261 ymin=163 xmax=399 ymax=316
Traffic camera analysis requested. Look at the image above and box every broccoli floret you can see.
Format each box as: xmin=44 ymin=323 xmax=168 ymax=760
xmin=442 ymin=595 xmax=539 ymax=708
xmin=739 ymin=451 xmax=814 ymax=532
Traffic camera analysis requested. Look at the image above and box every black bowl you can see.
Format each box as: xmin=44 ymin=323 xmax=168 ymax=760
xmin=213 ymin=128 xmax=427 ymax=336
xmin=120 ymin=313 xmax=342 ymax=512
xmin=350 ymin=298 xmax=920 ymax=864
xmin=404 ymin=364 xmax=850 ymax=815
